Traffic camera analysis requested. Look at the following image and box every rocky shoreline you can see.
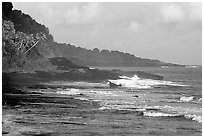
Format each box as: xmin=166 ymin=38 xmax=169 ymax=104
xmin=2 ymin=84 xmax=146 ymax=136
xmin=2 ymin=85 xmax=99 ymax=136
xmin=2 ymin=69 xmax=163 ymax=136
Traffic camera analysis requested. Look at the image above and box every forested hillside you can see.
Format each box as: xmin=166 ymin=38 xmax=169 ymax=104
xmin=51 ymin=42 xmax=180 ymax=67
xmin=2 ymin=2 xmax=53 ymax=41
xmin=2 ymin=2 xmax=56 ymax=72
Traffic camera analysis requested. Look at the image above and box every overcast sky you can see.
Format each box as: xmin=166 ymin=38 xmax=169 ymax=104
xmin=13 ymin=2 xmax=202 ymax=65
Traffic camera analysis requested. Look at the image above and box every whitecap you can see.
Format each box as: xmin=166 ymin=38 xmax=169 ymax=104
xmin=119 ymin=75 xmax=131 ymax=79
xmin=143 ymin=111 xmax=180 ymax=117
xmin=180 ymin=96 xmax=194 ymax=102
xmin=185 ymin=65 xmax=198 ymax=68
xmin=184 ymin=114 xmax=202 ymax=123
xmin=56 ymin=88 xmax=81 ymax=95
xmin=161 ymin=66 xmax=169 ymax=68
xmin=198 ymin=98 xmax=202 ymax=102
xmin=109 ymin=74 xmax=186 ymax=89
xmin=74 ymin=97 xmax=90 ymax=101
xmin=143 ymin=111 xmax=202 ymax=123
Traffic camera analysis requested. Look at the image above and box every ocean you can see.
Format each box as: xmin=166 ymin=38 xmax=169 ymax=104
xmin=40 ymin=66 xmax=202 ymax=135
xmin=4 ymin=66 xmax=201 ymax=136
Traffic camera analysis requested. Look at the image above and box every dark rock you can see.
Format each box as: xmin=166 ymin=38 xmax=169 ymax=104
xmin=135 ymin=71 xmax=163 ymax=80
xmin=49 ymin=57 xmax=88 ymax=70
xmin=2 ymin=129 xmax=9 ymax=135
xmin=2 ymin=2 xmax=13 ymax=18
xmin=146 ymin=108 xmax=160 ymax=111
xmin=20 ymin=130 xmax=54 ymax=136
xmin=109 ymin=81 xmax=122 ymax=87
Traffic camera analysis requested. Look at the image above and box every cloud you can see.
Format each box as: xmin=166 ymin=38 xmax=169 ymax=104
xmin=159 ymin=3 xmax=201 ymax=23
xmin=187 ymin=3 xmax=202 ymax=21
xmin=16 ymin=3 xmax=102 ymax=26
xmin=160 ymin=4 xmax=185 ymax=23
xmin=64 ymin=3 xmax=101 ymax=24
xmin=128 ymin=21 xmax=140 ymax=31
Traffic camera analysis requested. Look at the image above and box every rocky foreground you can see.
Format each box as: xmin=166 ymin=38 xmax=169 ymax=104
xmin=3 ymin=83 xmax=147 ymax=136
xmin=2 ymin=87 xmax=99 ymax=136
xmin=2 ymin=68 xmax=164 ymax=136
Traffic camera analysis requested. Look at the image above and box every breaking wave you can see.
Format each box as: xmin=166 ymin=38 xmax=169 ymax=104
xmin=56 ymin=88 xmax=81 ymax=95
xmin=198 ymin=98 xmax=202 ymax=103
xmin=143 ymin=110 xmax=202 ymax=123
xmin=45 ymin=79 xmax=200 ymax=124
xmin=108 ymin=75 xmax=186 ymax=89
xmin=180 ymin=96 xmax=194 ymax=102
xmin=143 ymin=111 xmax=182 ymax=117
xmin=185 ymin=114 xmax=202 ymax=123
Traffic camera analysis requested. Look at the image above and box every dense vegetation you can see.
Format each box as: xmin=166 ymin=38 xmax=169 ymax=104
xmin=3 ymin=20 xmax=46 ymax=71
xmin=2 ymin=2 xmax=56 ymax=72
xmin=2 ymin=2 xmax=53 ymax=41
xmin=51 ymin=43 xmax=179 ymax=67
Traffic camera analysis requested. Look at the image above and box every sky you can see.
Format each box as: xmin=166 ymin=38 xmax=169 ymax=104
xmin=13 ymin=2 xmax=202 ymax=65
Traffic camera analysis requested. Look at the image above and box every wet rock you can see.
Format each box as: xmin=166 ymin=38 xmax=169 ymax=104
xmin=136 ymin=71 xmax=163 ymax=80
xmin=2 ymin=129 xmax=9 ymax=135
xmin=146 ymin=108 xmax=160 ymax=111
xmin=109 ymin=81 xmax=122 ymax=87
xmin=20 ymin=130 xmax=54 ymax=136
xmin=14 ymin=116 xmax=36 ymax=125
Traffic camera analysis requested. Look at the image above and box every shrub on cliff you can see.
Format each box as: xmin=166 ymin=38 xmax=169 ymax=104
xmin=2 ymin=2 xmax=53 ymax=42
xmin=2 ymin=20 xmax=49 ymax=72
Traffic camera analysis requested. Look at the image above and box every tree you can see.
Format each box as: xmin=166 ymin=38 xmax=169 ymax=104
xmin=2 ymin=2 xmax=13 ymax=19
xmin=2 ymin=20 xmax=47 ymax=72
xmin=2 ymin=2 xmax=53 ymax=42
xmin=93 ymin=48 xmax=100 ymax=52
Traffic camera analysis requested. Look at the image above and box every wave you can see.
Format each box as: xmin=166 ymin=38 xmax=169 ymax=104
xmin=99 ymin=104 xmax=202 ymax=123
xmin=137 ymin=104 xmax=202 ymax=123
xmin=180 ymin=96 xmax=194 ymax=102
xmin=198 ymin=98 xmax=202 ymax=103
xmin=97 ymin=102 xmax=202 ymax=123
xmin=74 ymin=97 xmax=90 ymax=101
xmin=185 ymin=114 xmax=202 ymax=123
xmin=56 ymin=88 xmax=81 ymax=95
xmin=143 ymin=110 xmax=202 ymax=123
xmin=143 ymin=111 xmax=181 ymax=117
xmin=185 ymin=65 xmax=198 ymax=68
xmin=143 ymin=105 xmax=202 ymax=123
xmin=103 ymin=103 xmax=202 ymax=123
xmin=50 ymin=82 xmax=200 ymax=123
xmin=108 ymin=75 xmax=186 ymax=89
xmin=161 ymin=66 xmax=169 ymax=68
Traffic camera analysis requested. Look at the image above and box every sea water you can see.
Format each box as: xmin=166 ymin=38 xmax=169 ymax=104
xmin=42 ymin=66 xmax=202 ymax=135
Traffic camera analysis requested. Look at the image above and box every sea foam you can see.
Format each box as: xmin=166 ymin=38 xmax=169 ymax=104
xmin=143 ymin=111 xmax=181 ymax=117
xmin=198 ymin=98 xmax=202 ymax=102
xmin=108 ymin=75 xmax=185 ymax=89
xmin=143 ymin=111 xmax=202 ymax=123
xmin=185 ymin=114 xmax=202 ymax=123
xmin=180 ymin=96 xmax=194 ymax=102
xmin=56 ymin=88 xmax=81 ymax=95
